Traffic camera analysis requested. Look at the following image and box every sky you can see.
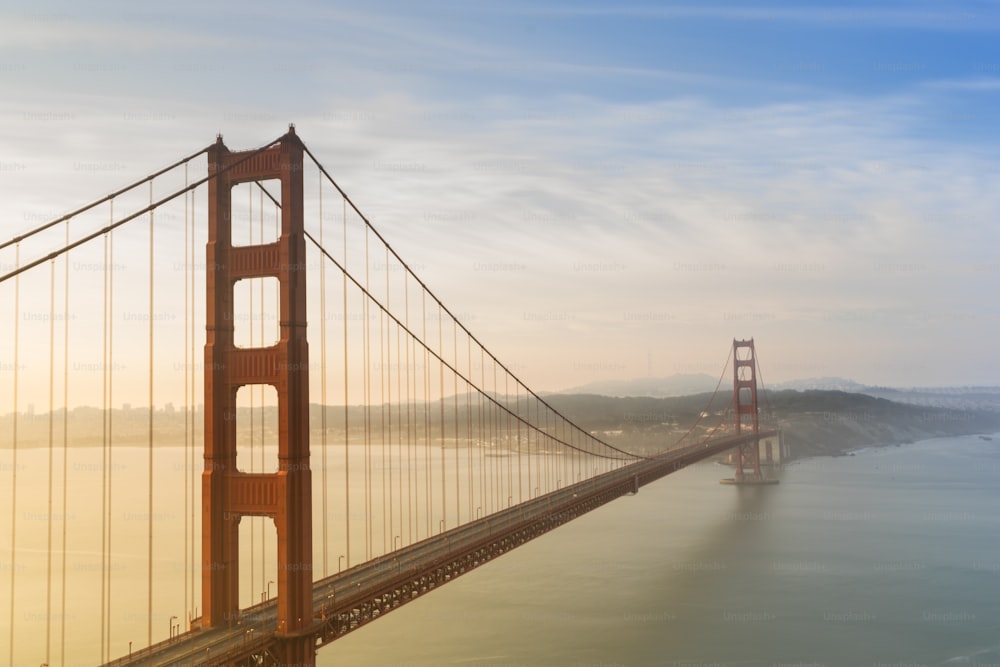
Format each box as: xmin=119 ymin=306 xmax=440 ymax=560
xmin=1 ymin=0 xmax=999 ymax=401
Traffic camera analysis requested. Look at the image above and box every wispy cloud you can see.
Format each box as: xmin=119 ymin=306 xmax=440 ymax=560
xmin=1 ymin=1 xmax=997 ymax=388
xmin=0 ymin=14 xmax=226 ymax=52
xmin=488 ymin=3 xmax=999 ymax=31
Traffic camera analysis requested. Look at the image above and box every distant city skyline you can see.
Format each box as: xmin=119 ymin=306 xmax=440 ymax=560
xmin=2 ymin=1 xmax=999 ymax=409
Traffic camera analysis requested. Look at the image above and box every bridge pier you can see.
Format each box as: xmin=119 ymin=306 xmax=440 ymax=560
xmin=276 ymin=633 xmax=316 ymax=667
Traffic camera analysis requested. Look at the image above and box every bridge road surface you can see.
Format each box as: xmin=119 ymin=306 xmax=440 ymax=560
xmin=103 ymin=430 xmax=776 ymax=667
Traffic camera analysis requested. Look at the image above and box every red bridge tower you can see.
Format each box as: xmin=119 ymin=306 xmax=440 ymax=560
xmin=202 ymin=128 xmax=315 ymax=665
xmin=728 ymin=338 xmax=777 ymax=485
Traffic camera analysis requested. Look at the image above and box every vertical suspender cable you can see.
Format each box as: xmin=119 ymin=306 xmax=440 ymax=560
xmin=7 ymin=243 xmax=19 ymax=667
xmin=319 ymin=171 xmax=328 ymax=576
xmin=100 ymin=231 xmax=107 ymax=661
xmin=189 ymin=186 xmax=197 ymax=619
xmin=404 ymin=273 xmax=412 ymax=544
xmin=364 ymin=226 xmax=372 ymax=560
xmin=466 ymin=335 xmax=473 ymax=518
xmin=505 ymin=374 xmax=511 ymax=507
xmin=60 ymin=221 xmax=70 ymax=664
xmin=479 ymin=347 xmax=485 ymax=514
xmin=423 ymin=290 xmax=430 ymax=538
xmin=492 ymin=359 xmax=498 ymax=513
xmin=46 ymin=254 xmax=55 ymax=665
xmin=264 ymin=199 xmax=277 ymax=592
xmin=147 ymin=182 xmax=155 ymax=646
xmin=107 ymin=225 xmax=115 ymax=657
xmin=343 ymin=196 xmax=350 ymax=569
xmin=452 ymin=320 xmax=459 ymax=524
xmin=378 ymin=248 xmax=392 ymax=553
xmin=438 ymin=301 xmax=448 ymax=532
xmin=249 ymin=187 xmax=256 ymax=603
xmin=546 ymin=402 xmax=552 ymax=489
xmin=393 ymin=306 xmax=402 ymax=546
xmin=514 ymin=382 xmax=531 ymax=503
xmin=183 ymin=165 xmax=190 ymax=627
xmin=100 ymin=217 xmax=111 ymax=661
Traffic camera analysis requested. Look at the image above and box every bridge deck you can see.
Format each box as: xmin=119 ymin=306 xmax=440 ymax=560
xmin=102 ymin=430 xmax=776 ymax=667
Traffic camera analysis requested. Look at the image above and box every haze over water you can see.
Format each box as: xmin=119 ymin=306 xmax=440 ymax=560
xmin=3 ymin=434 xmax=998 ymax=665
xmin=320 ymin=434 xmax=1000 ymax=667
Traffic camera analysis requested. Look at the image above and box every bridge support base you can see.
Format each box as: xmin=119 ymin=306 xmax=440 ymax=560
xmin=719 ymin=477 xmax=779 ymax=485
xmin=275 ymin=634 xmax=315 ymax=667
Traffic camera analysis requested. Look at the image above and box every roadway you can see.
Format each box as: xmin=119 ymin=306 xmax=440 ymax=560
xmin=102 ymin=429 xmax=776 ymax=666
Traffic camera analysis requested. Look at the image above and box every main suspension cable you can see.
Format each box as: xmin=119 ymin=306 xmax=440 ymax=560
xmin=667 ymin=345 xmax=734 ymax=450
xmin=0 ymin=146 xmax=211 ymax=252
xmin=306 ymin=231 xmax=636 ymax=462
xmin=301 ymin=144 xmax=642 ymax=462
xmin=1 ymin=132 xmax=292 ymax=286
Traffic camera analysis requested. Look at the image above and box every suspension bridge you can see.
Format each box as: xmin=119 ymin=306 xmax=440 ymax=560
xmin=0 ymin=127 xmax=780 ymax=666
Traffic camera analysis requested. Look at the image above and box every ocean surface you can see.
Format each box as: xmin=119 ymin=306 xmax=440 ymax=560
xmin=3 ymin=433 xmax=999 ymax=666
xmin=317 ymin=433 xmax=1000 ymax=667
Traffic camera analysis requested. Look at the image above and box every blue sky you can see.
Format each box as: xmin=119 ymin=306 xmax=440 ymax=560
xmin=2 ymin=0 xmax=999 ymax=396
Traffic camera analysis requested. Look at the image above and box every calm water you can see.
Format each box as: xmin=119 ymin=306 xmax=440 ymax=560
xmin=318 ymin=434 xmax=1000 ymax=667
xmin=3 ymin=434 xmax=999 ymax=666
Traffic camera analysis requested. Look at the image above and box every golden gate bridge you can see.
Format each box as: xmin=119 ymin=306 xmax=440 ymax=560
xmin=0 ymin=127 xmax=779 ymax=666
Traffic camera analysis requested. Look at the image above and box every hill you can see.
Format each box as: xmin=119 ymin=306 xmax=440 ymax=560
xmin=2 ymin=390 xmax=997 ymax=460
xmin=543 ymin=389 xmax=1000 ymax=459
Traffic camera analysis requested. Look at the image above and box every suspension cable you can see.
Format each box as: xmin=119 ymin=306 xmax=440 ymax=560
xmin=0 ymin=133 xmax=292 ymax=286
xmin=306 ymin=231 xmax=636 ymax=462
xmin=301 ymin=144 xmax=642 ymax=462
xmin=753 ymin=344 xmax=774 ymax=421
xmin=0 ymin=146 xmax=211 ymax=252
xmin=667 ymin=345 xmax=734 ymax=449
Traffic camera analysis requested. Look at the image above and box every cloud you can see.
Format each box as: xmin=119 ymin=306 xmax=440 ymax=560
xmin=1 ymin=2 xmax=997 ymax=388
xmin=487 ymin=4 xmax=998 ymax=31
xmin=0 ymin=13 xmax=225 ymax=52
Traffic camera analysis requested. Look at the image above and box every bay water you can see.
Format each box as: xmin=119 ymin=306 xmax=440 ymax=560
xmin=318 ymin=433 xmax=1000 ymax=667
xmin=3 ymin=433 xmax=998 ymax=666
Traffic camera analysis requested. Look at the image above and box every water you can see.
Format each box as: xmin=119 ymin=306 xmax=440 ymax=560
xmin=317 ymin=434 xmax=1000 ymax=667
xmin=3 ymin=434 xmax=999 ymax=666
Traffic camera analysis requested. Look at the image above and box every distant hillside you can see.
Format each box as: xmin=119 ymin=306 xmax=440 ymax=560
xmin=559 ymin=373 xmax=719 ymax=398
xmin=544 ymin=389 xmax=1000 ymax=459
xmin=3 ymin=389 xmax=998 ymax=460
xmin=859 ymin=386 xmax=1000 ymax=413
xmin=771 ymin=377 xmax=868 ymax=392
xmin=561 ymin=374 xmax=1000 ymax=413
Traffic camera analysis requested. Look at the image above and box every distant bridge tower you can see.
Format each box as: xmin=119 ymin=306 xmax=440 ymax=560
xmin=202 ymin=127 xmax=315 ymax=665
xmin=732 ymin=338 xmax=762 ymax=482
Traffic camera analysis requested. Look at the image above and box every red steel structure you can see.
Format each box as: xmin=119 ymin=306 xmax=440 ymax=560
xmin=203 ymin=128 xmax=315 ymax=665
xmin=1 ymin=129 xmax=787 ymax=667
xmin=732 ymin=338 xmax=762 ymax=481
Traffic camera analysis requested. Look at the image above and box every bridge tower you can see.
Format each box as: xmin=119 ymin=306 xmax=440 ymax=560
xmin=203 ymin=128 xmax=315 ymax=665
xmin=732 ymin=338 xmax=762 ymax=482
